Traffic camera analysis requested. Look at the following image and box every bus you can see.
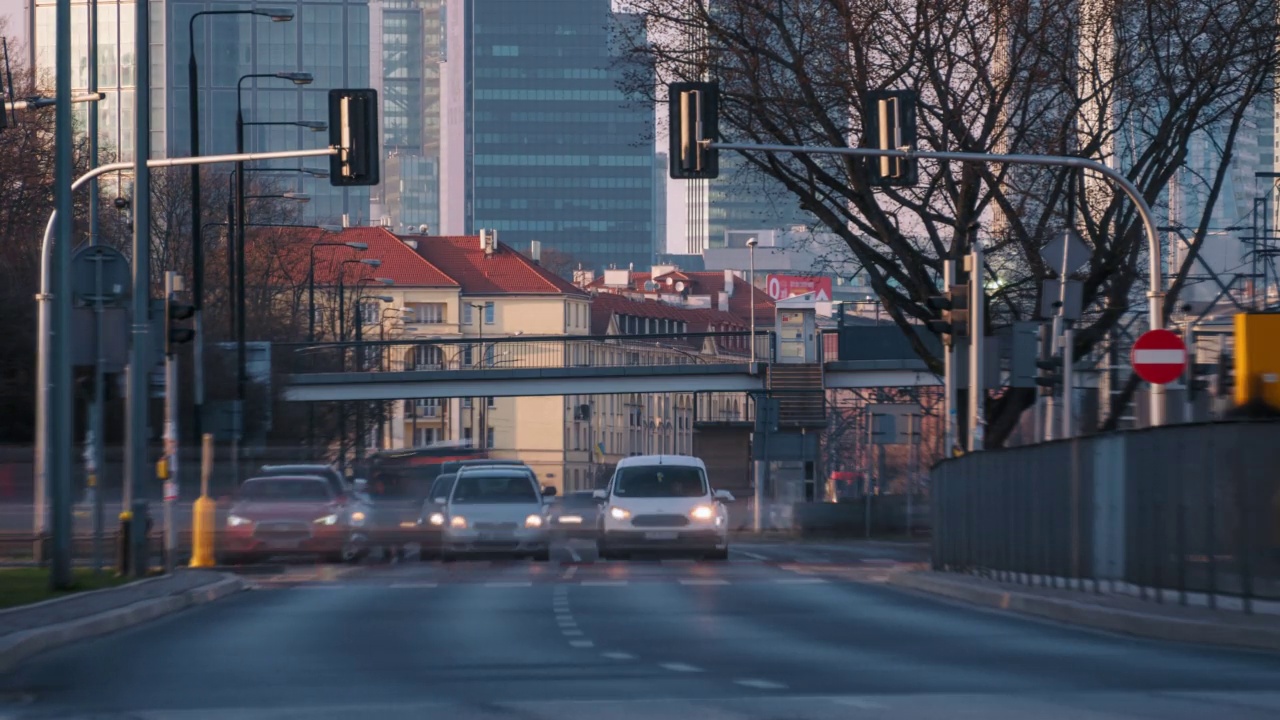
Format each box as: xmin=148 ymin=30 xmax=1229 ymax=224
xmin=362 ymin=442 xmax=488 ymax=491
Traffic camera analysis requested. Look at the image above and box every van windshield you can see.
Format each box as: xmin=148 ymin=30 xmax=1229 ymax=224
xmin=613 ymin=466 xmax=706 ymax=498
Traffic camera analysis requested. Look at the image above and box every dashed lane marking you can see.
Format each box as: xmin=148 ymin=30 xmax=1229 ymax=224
xmin=602 ymin=652 xmax=636 ymax=661
xmin=569 ymin=640 xmax=595 ymax=648
xmin=831 ymin=697 xmax=889 ymax=709
xmin=734 ymin=549 xmax=769 ymax=561
xmin=735 ymin=679 xmax=788 ymax=690
xmin=659 ymin=662 xmax=703 ymax=673
xmin=678 ymin=578 xmax=730 ymax=586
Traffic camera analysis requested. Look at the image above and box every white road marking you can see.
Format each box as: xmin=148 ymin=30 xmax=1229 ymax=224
xmin=734 ymin=549 xmax=769 ymax=561
xmin=580 ymin=580 xmax=628 ymax=587
xmin=659 ymin=662 xmax=703 ymax=673
xmin=601 ymin=652 xmax=636 ymax=661
xmin=831 ymin=697 xmax=888 ymax=709
xmin=569 ymin=640 xmax=595 ymax=648
xmin=772 ymin=577 xmax=827 ymax=585
xmin=678 ymin=578 xmax=729 ymax=586
xmin=735 ymin=679 xmax=788 ymax=690
xmin=484 ymin=581 xmax=534 ymax=588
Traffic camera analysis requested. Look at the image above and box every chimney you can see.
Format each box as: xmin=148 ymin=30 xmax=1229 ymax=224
xmin=724 ymin=269 xmax=735 ymax=296
xmin=341 ymin=213 xmax=351 ymax=228
xmin=717 ymin=291 xmax=730 ymax=312
xmin=530 ymin=239 xmax=542 ymax=263
xmin=573 ymin=269 xmax=596 ymax=287
xmin=479 ymin=229 xmax=496 ymax=257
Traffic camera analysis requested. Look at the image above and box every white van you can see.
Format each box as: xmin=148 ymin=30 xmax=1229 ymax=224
xmin=594 ymin=454 xmax=733 ymax=560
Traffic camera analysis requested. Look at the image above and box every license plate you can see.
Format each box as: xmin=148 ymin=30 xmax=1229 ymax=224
xmin=644 ymin=531 xmax=679 ymax=541
xmin=479 ymin=532 xmax=513 ymax=541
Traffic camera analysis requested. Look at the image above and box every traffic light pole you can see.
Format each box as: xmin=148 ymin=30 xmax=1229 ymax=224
xmin=707 ymin=140 xmax=1169 ymax=430
xmin=163 ymin=271 xmax=180 ymax=574
xmin=942 ymin=259 xmax=957 ymax=455
xmin=968 ymin=242 xmax=985 ymax=452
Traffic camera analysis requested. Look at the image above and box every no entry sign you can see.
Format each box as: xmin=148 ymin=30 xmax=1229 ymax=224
xmin=1131 ymin=329 xmax=1187 ymax=385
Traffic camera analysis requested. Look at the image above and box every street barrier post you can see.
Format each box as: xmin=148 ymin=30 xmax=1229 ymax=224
xmin=190 ymin=433 xmax=216 ymax=568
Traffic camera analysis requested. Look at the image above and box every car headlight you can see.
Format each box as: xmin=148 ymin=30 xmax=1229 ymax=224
xmin=690 ymin=505 xmax=715 ymax=521
xmin=609 ymin=506 xmax=631 ymax=521
xmin=525 ymin=514 xmax=544 ymax=528
xmin=449 ymin=515 xmax=467 ymax=529
xmin=314 ymin=514 xmax=339 ymax=525
xmin=227 ymin=514 xmax=251 ymax=527
xmin=428 ymin=512 xmax=445 ymax=527
xmin=348 ymin=511 xmax=366 ymax=527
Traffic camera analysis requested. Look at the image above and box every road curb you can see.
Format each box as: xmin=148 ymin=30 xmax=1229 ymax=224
xmin=0 ymin=574 xmax=248 ymax=674
xmin=887 ymin=571 xmax=1280 ymax=653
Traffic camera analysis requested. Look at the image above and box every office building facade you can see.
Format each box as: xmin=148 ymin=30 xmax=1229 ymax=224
xmin=439 ymin=0 xmax=655 ymax=271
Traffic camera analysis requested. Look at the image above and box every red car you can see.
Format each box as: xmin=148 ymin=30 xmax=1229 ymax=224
xmin=222 ymin=475 xmax=369 ymax=564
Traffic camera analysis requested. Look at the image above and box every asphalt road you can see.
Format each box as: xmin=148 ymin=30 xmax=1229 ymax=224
xmin=3 ymin=541 xmax=1280 ymax=719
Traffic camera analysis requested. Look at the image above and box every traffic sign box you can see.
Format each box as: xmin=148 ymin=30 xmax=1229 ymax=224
xmin=1131 ymin=329 xmax=1187 ymax=385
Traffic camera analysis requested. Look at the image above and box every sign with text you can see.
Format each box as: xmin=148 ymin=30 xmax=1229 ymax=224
xmin=766 ymin=274 xmax=833 ymax=301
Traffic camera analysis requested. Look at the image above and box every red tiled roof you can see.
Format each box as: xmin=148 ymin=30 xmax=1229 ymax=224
xmin=258 ymin=226 xmax=458 ymax=288
xmin=587 ymin=291 xmax=753 ymax=355
xmin=411 ymin=235 xmax=589 ymax=297
xmin=588 ymin=269 xmax=775 ymax=326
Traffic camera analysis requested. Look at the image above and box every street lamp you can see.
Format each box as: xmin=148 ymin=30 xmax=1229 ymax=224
xmin=337 ymin=259 xmax=385 ymax=344
xmin=309 ymin=243 xmax=369 ymax=343
xmin=188 ymin=7 xmax=294 ymax=441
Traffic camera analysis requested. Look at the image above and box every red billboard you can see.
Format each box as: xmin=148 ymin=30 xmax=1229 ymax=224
xmin=766 ymin=274 xmax=833 ymax=301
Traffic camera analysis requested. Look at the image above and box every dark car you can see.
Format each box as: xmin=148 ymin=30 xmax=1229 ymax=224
xmin=258 ymin=464 xmax=353 ymax=499
xmin=362 ymin=471 xmax=438 ymax=560
xmin=547 ymin=491 xmax=602 ymax=539
xmin=415 ymin=473 xmax=458 ymax=559
xmin=223 ymin=475 xmax=369 ymax=564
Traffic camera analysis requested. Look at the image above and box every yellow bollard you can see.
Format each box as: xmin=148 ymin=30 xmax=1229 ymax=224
xmin=189 ymin=433 xmax=217 ymax=568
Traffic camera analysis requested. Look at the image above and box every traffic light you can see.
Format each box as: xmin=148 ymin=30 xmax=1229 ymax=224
xmin=1187 ymin=362 xmax=1213 ymax=400
xmin=1036 ymin=357 xmax=1062 ymax=395
xmin=668 ymin=81 xmax=719 ymax=179
xmin=865 ymin=90 xmax=918 ymax=186
xmin=165 ymin=295 xmax=195 ymax=356
xmin=328 ymin=89 xmax=380 ymax=186
xmin=926 ymin=284 xmax=969 ymax=346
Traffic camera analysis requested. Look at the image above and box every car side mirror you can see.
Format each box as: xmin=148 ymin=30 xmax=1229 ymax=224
xmin=713 ymin=489 xmax=735 ymax=502
xmin=592 ymin=489 xmax=607 ymax=501
xmin=541 ymin=485 xmax=558 ymax=498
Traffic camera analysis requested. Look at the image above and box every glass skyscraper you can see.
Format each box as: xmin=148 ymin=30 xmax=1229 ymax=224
xmin=32 ymin=0 xmax=371 ymax=224
xmin=440 ymin=0 xmax=655 ymax=271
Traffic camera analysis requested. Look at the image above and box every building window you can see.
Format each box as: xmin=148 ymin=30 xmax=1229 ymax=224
xmin=407 ymin=302 xmax=446 ymax=324
xmin=488 ymin=396 xmax=496 ymax=408
xmin=463 ymin=397 xmax=473 ymax=408
xmin=463 ymin=427 xmax=474 ymax=443
xmin=484 ymin=301 xmax=495 ymax=325
xmin=462 ymin=303 xmax=474 ymax=326
xmin=412 ymin=427 xmax=437 ymax=446
xmin=486 ymin=427 xmax=495 ymax=449
xmin=411 ymin=399 xmax=440 ymax=417
xmin=359 ymin=301 xmax=383 ymax=325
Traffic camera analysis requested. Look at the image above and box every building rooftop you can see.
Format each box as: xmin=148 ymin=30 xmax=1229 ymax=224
xmin=411 ymin=235 xmax=589 ymax=297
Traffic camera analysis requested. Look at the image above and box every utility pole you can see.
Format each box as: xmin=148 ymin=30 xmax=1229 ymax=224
xmin=124 ymin=0 xmax=152 ymax=578
xmin=967 ymin=239 xmax=985 ymax=452
xmin=942 ymin=258 xmax=956 ymax=455
xmin=162 ymin=272 xmax=183 ymax=573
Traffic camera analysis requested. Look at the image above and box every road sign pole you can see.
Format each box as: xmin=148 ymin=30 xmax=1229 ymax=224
xmin=1131 ymin=330 xmax=1188 ymax=422
xmin=163 ymin=272 xmax=180 ymax=574
xmin=1062 ymin=325 xmax=1075 ymax=438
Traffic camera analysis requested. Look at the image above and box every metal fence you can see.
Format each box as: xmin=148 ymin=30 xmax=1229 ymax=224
xmin=279 ymin=331 xmax=776 ymax=376
xmin=932 ymin=421 xmax=1280 ymax=609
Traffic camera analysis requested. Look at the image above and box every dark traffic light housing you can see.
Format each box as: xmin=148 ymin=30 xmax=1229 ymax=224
xmin=165 ymin=297 xmax=195 ymax=356
xmin=329 ymin=89 xmax=380 ymax=186
xmin=926 ymin=284 xmax=969 ymax=346
xmin=668 ymin=82 xmax=719 ymax=180
xmin=864 ymin=90 xmax=918 ymax=186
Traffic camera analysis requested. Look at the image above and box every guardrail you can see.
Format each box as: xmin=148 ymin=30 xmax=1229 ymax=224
xmin=278 ymin=331 xmax=776 ymax=375
xmin=932 ymin=421 xmax=1280 ymax=610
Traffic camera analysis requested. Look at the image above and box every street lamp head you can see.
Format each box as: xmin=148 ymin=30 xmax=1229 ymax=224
xmin=745 ymin=237 xmax=758 ymax=248
xmin=318 ymin=224 xmax=344 ymax=233
xmin=360 ymin=259 xmax=383 ymax=268
xmin=344 ymin=242 xmax=369 ymax=250
xmin=296 ymin=121 xmax=327 ymax=132
xmin=255 ymin=7 xmax=295 ymax=21
xmin=375 ymin=295 xmax=395 ymax=303
xmin=375 ymin=277 xmax=395 ymax=286
xmin=276 ymin=72 xmax=314 ymax=85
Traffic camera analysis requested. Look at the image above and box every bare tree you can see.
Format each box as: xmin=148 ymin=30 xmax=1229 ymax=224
xmin=616 ymin=0 xmax=1279 ymax=444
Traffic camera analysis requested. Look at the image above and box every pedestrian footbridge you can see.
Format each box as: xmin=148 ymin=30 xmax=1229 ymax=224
xmin=278 ymin=327 xmax=941 ymax=402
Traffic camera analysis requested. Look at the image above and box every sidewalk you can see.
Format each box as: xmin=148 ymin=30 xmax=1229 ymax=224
xmin=0 ymin=569 xmax=246 ymax=673
xmin=889 ymin=571 xmax=1280 ymax=652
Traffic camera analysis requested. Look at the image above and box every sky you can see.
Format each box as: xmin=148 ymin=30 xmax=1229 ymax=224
xmin=0 ymin=0 xmax=24 ymax=49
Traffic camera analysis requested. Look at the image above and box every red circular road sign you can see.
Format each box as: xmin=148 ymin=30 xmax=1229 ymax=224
xmin=1131 ymin=329 xmax=1187 ymax=385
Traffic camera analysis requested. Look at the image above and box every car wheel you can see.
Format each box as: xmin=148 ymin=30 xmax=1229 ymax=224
xmin=705 ymin=547 xmax=730 ymax=561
